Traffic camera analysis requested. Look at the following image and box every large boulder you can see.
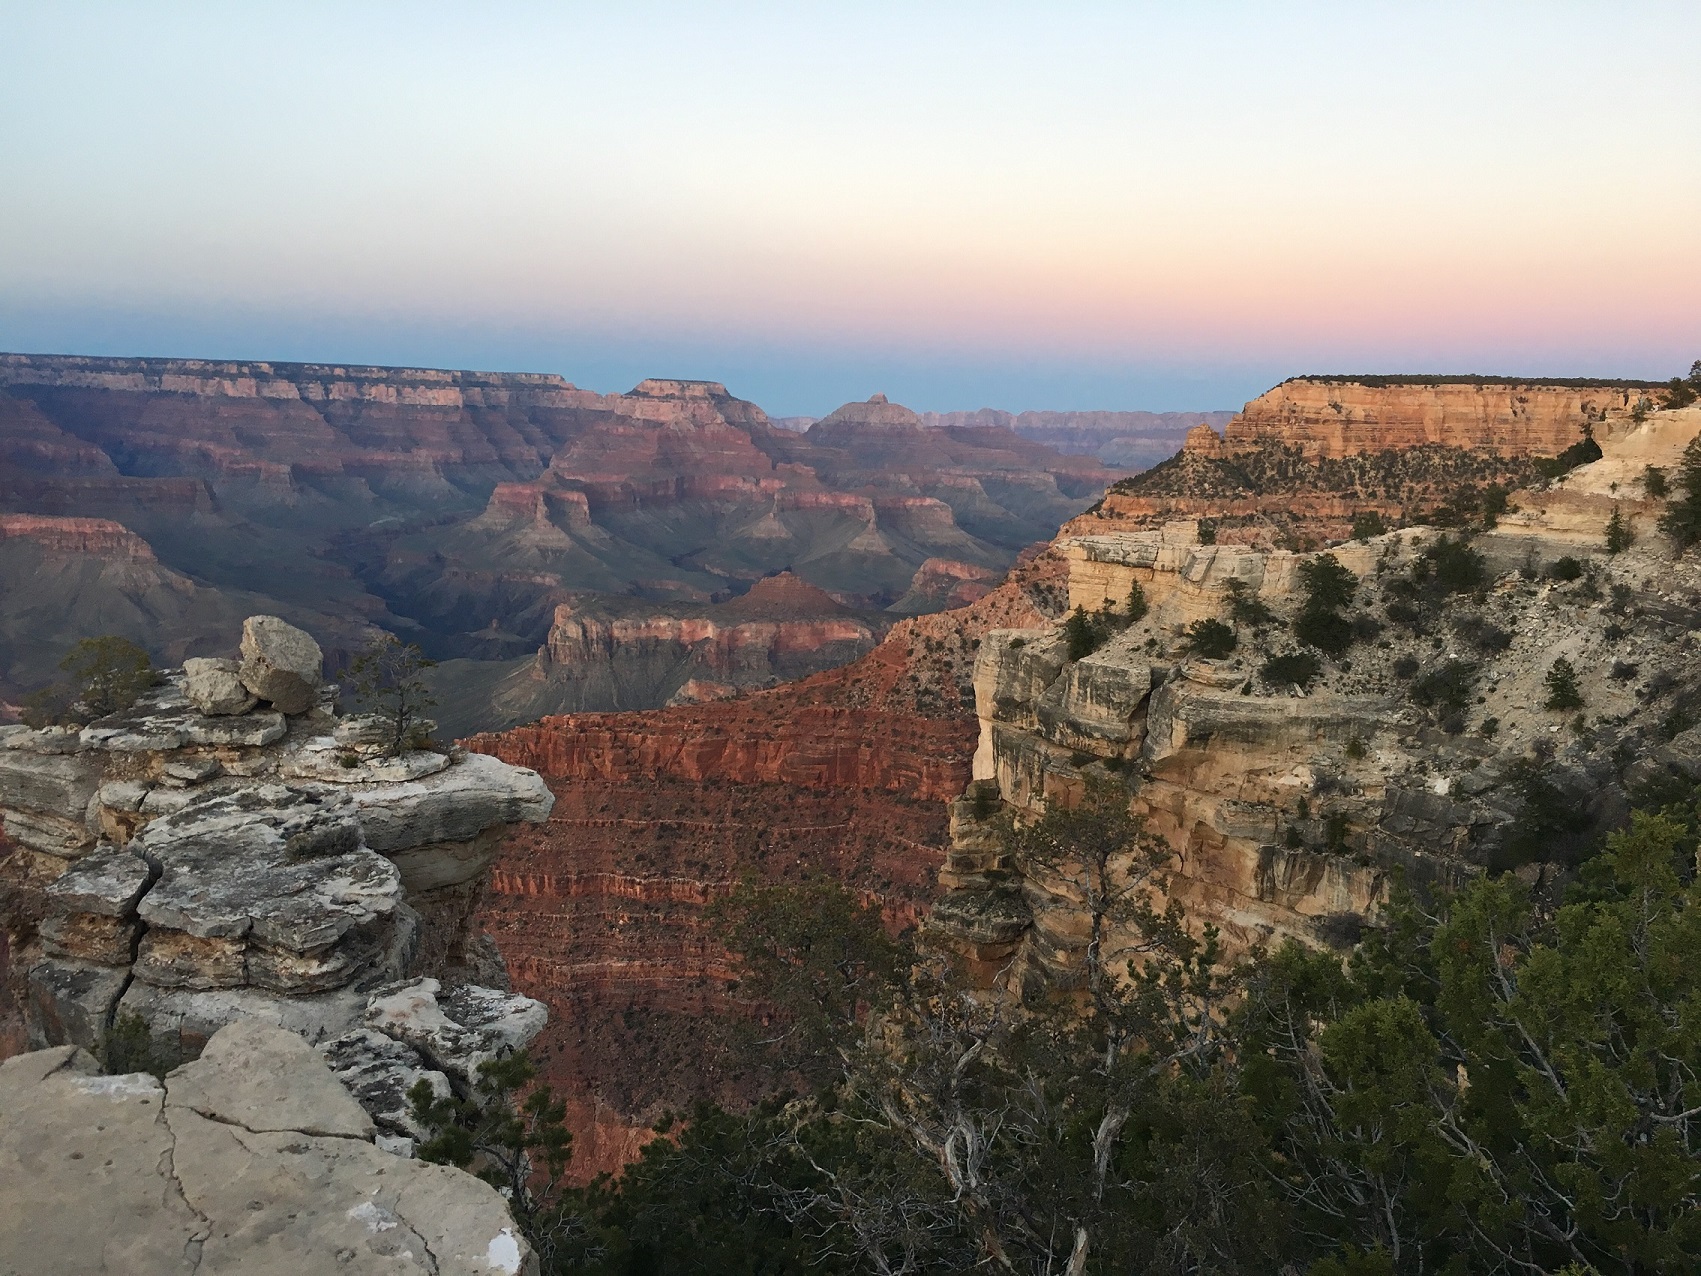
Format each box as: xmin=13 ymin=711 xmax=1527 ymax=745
xmin=237 ymin=615 xmax=323 ymax=715
xmin=181 ymin=656 xmax=258 ymax=716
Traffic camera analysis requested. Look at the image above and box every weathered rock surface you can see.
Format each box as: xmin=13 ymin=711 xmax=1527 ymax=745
xmin=937 ymin=464 xmax=1701 ymax=993
xmin=364 ymin=977 xmax=546 ymax=1088
xmin=320 ymin=1028 xmax=453 ymax=1144
xmin=238 ymin=615 xmax=324 ymax=714
xmin=0 ymin=616 xmax=554 ymax=1067
xmin=182 ymin=656 xmax=258 ymax=716
xmin=0 ymin=1023 xmax=538 ymax=1275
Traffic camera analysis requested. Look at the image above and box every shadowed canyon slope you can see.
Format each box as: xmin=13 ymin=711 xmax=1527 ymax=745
xmin=0 ymin=355 xmax=1115 ymax=727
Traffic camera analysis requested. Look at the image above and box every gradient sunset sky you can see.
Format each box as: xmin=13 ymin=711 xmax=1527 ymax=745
xmin=3 ymin=2 xmax=1697 ymax=415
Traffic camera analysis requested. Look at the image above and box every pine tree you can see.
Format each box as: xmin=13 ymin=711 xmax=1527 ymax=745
xmin=1604 ymin=504 xmax=1634 ymax=554
xmin=1544 ymin=657 xmax=1584 ymax=711
xmin=1658 ymin=434 xmax=1701 ymax=549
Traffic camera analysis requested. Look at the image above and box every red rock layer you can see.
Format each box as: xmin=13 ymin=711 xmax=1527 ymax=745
xmin=0 ymin=514 xmax=157 ymax=560
xmin=465 ymin=554 xmax=1067 ymax=1180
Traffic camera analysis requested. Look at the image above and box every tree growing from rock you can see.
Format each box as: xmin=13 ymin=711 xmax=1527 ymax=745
xmin=21 ymin=635 xmax=155 ymax=728
xmin=1658 ymin=434 xmax=1701 ymax=550
xmin=1544 ymin=656 xmax=1584 ymax=711
xmin=348 ymin=633 xmax=438 ymax=756
xmin=1183 ymin=617 xmax=1236 ymax=659
xmin=1604 ymin=504 xmax=1635 ymax=554
xmin=411 ymin=1051 xmax=583 ymax=1270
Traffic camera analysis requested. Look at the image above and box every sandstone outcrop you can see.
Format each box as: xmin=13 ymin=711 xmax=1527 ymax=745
xmin=0 ymin=1023 xmax=539 ymax=1274
xmin=932 ymin=466 xmax=1701 ymax=994
xmin=1223 ymin=377 xmax=1661 ymax=459
xmin=0 ymin=617 xmax=553 ymax=1066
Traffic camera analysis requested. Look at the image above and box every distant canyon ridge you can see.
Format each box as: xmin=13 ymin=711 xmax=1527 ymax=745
xmin=0 ymin=353 xmax=1169 ymax=732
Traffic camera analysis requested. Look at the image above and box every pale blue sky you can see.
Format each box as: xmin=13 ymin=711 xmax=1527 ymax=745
xmin=2 ymin=2 xmax=1696 ymax=414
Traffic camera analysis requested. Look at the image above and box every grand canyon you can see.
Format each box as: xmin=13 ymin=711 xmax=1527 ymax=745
xmin=6 ymin=358 xmax=1700 ymax=1269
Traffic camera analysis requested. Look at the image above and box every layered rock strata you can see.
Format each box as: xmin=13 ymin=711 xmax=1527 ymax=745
xmin=0 ymin=1021 xmax=539 ymax=1274
xmin=0 ymin=616 xmax=553 ymax=1067
xmin=1223 ymin=377 xmax=1661 ymax=459
xmin=464 ymin=554 xmax=1070 ymax=1178
xmin=935 ymin=403 xmax=1701 ymax=993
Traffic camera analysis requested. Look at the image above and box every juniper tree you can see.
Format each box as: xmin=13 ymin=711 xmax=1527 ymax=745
xmin=1544 ymin=656 xmax=1584 ymax=711
xmin=348 ymin=632 xmax=437 ymax=756
xmin=1604 ymin=504 xmax=1634 ymax=554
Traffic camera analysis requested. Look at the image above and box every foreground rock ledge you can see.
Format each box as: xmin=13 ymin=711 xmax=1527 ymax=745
xmin=0 ymin=1022 xmax=539 ymax=1276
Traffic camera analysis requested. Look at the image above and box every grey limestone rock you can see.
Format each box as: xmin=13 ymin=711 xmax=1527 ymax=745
xmin=183 ymin=709 xmax=287 ymax=747
xmin=350 ymin=752 xmax=555 ymax=855
xmin=168 ymin=1018 xmax=375 ymax=1139
xmin=238 ymin=614 xmax=324 ymax=714
xmin=181 ymin=655 xmax=259 ymax=715
xmin=320 ymin=1028 xmax=453 ymax=1141
xmin=0 ymin=1023 xmax=540 ymax=1275
xmin=366 ymin=977 xmax=546 ymax=1089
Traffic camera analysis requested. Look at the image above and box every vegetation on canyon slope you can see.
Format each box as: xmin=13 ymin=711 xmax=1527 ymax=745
xmin=444 ymin=779 xmax=1701 ymax=1276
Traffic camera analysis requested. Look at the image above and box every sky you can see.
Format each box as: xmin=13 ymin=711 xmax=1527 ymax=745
xmin=2 ymin=2 xmax=1697 ymax=416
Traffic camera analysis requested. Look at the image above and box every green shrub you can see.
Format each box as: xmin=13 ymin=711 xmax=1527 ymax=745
xmin=1392 ymin=654 xmax=1420 ymax=679
xmin=1126 ymin=579 xmax=1149 ymax=623
xmin=1547 ymin=556 xmax=1584 ymax=582
xmin=1350 ymin=511 xmax=1387 ymax=541
xmin=1481 ymin=483 xmax=1510 ymax=526
xmin=1411 ymin=660 xmax=1477 ymax=713
xmin=1196 ymin=518 xmax=1217 ymax=545
xmin=1413 ymin=536 xmax=1486 ymax=596
xmin=1293 ymin=606 xmax=1354 ymax=657
xmin=1062 ymin=607 xmax=1106 ymax=660
xmin=1225 ymin=579 xmax=1276 ymax=628
xmin=1658 ymin=434 xmax=1701 ymax=549
xmin=1544 ymin=657 xmax=1584 ymax=710
xmin=1644 ymin=464 xmax=1669 ymax=499
xmin=1183 ymin=617 xmax=1236 ymax=659
xmin=1261 ymin=650 xmax=1321 ymax=689
xmin=1299 ymin=554 xmax=1358 ymax=611
xmin=21 ymin=636 xmax=156 ymax=728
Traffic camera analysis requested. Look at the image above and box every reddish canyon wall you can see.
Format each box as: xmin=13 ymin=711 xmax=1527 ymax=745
xmin=463 ymin=555 xmax=1066 ymax=1179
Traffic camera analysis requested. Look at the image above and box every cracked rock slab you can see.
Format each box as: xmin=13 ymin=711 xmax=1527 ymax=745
xmin=0 ymin=1024 xmax=539 ymax=1274
xmin=167 ymin=1018 xmax=374 ymax=1139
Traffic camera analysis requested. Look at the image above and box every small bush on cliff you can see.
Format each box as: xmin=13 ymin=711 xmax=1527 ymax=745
xmin=1604 ymin=504 xmax=1635 ymax=554
xmin=1063 ymin=606 xmax=1107 ymax=660
xmin=411 ymin=1051 xmax=582 ymax=1268
xmin=1411 ymin=659 xmax=1477 ymax=716
xmin=1184 ymin=617 xmax=1237 ymax=659
xmin=1126 ymin=579 xmax=1149 ymax=622
xmin=1261 ymin=650 xmax=1321 ymax=690
xmin=1645 ymin=464 xmax=1670 ymax=499
xmin=22 ymin=635 xmax=156 ymax=728
xmin=1225 ymin=578 xmax=1276 ymax=628
xmin=1350 ymin=511 xmax=1387 ymax=541
xmin=348 ymin=633 xmax=438 ymax=755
